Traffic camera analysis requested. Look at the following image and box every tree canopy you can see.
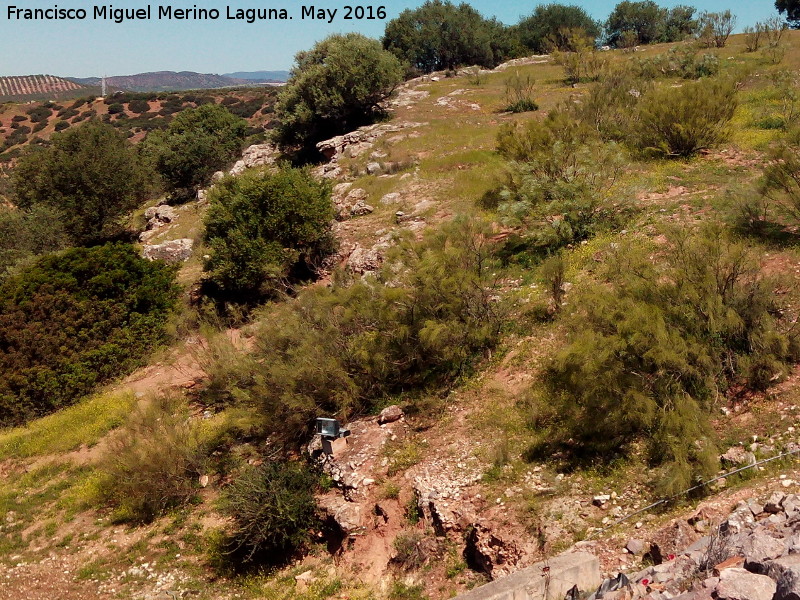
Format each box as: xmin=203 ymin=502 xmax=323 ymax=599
xmin=274 ymin=33 xmax=403 ymax=155
xmin=514 ymin=4 xmax=601 ymax=53
xmin=12 ymin=120 xmax=152 ymax=245
xmin=383 ymin=0 xmax=518 ymax=73
xmin=605 ymin=1 xmax=697 ymax=47
xmin=777 ymin=0 xmax=800 ymax=28
xmin=142 ymin=103 xmax=247 ymax=200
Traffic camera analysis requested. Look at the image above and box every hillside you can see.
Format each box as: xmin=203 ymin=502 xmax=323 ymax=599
xmin=0 ymin=75 xmax=92 ymax=102
xmin=0 ymin=87 xmax=279 ymax=161
xmin=4 ymin=27 xmax=800 ymax=600
xmin=69 ymin=71 xmax=283 ymax=92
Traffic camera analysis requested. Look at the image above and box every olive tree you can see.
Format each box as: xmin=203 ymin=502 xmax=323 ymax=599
xmin=12 ymin=120 xmax=153 ymax=244
xmin=274 ymin=33 xmax=403 ymax=155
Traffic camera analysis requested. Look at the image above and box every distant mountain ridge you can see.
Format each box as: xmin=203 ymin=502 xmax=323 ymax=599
xmin=223 ymin=70 xmax=289 ymax=81
xmin=68 ymin=70 xmax=287 ymax=93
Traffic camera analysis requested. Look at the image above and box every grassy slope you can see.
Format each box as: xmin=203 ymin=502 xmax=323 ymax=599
xmin=3 ymin=31 xmax=800 ymax=599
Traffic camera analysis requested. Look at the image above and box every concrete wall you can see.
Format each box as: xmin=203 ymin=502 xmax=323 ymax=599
xmin=454 ymin=552 xmax=602 ymax=600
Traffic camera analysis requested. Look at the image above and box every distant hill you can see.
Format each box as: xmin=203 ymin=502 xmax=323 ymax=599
xmin=67 ymin=71 xmax=279 ymax=93
xmin=0 ymin=75 xmax=90 ymax=102
xmin=223 ymin=71 xmax=289 ymax=82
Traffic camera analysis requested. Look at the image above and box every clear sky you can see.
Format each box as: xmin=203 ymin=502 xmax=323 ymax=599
xmin=0 ymin=1 xmax=786 ymax=78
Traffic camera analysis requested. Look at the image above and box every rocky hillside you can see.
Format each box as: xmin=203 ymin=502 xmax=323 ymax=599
xmin=4 ymin=28 xmax=800 ymax=600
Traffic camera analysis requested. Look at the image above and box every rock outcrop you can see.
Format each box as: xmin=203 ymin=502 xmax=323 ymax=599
xmin=142 ymin=238 xmax=193 ymax=263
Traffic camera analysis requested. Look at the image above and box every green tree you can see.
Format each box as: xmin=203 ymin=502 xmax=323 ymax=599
xmin=143 ymin=103 xmax=247 ymax=201
xmin=776 ymin=0 xmax=800 ymax=28
xmin=383 ymin=0 xmax=517 ymax=74
xmin=514 ymin=4 xmax=600 ymax=53
xmin=605 ymin=0 xmax=667 ymax=46
xmin=12 ymin=120 xmax=152 ymax=245
xmin=202 ymin=167 xmax=334 ymax=301
xmin=274 ymin=33 xmax=403 ymax=154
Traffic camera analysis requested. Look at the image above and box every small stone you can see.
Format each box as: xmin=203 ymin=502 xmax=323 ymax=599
xmin=378 ymin=405 xmax=404 ymax=424
xmin=626 ymin=538 xmax=645 ymax=555
xmin=593 ymin=494 xmax=611 ymax=507
xmin=764 ymin=492 xmax=786 ymax=514
xmin=366 ymin=162 xmax=382 ymax=175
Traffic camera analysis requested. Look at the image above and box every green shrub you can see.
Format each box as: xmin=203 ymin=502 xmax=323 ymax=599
xmin=107 ymin=103 xmax=124 ymax=115
xmin=634 ymin=77 xmax=738 ymax=157
xmin=221 ymin=461 xmax=318 ymax=565
xmin=568 ymin=67 xmax=648 ymax=142
xmin=141 ymin=103 xmax=247 ymax=201
xmin=12 ymin=120 xmax=155 ymax=244
xmin=392 ymin=532 xmax=427 ymax=571
xmin=98 ymin=395 xmax=208 ymax=523
xmin=203 ymin=217 xmax=503 ymax=445
xmin=25 ymin=105 xmax=52 ymax=123
xmin=0 ymin=205 xmax=69 ymax=277
xmin=551 ymin=29 xmax=607 ymax=85
xmin=202 ymin=166 xmax=334 ymax=301
xmin=53 ymin=120 xmax=70 ymax=132
xmin=0 ymin=244 xmax=178 ymax=425
xmin=496 ymin=111 xmax=629 ymax=254
xmin=530 ymin=227 xmax=799 ymax=493
xmin=127 ymin=98 xmax=150 ymax=114
xmin=633 ymin=45 xmax=720 ymax=80
xmin=502 ymin=68 xmax=538 ymax=112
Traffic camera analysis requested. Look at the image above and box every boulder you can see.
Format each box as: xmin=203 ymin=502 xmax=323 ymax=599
xmin=351 ymin=201 xmax=375 ymax=216
xmin=741 ymin=528 xmax=788 ymax=573
xmin=142 ymin=238 xmax=193 ymax=263
xmin=144 ymin=205 xmax=177 ymax=229
xmin=715 ymin=568 xmax=776 ymax=600
xmin=765 ymin=492 xmax=787 ymax=514
xmin=721 ymin=446 xmax=756 ymax=467
xmin=766 ymin=554 xmax=800 ymax=600
xmin=378 ymin=405 xmax=404 ymax=425
xmin=626 ymin=539 xmax=645 ymax=555
xmin=366 ymin=162 xmax=382 ymax=175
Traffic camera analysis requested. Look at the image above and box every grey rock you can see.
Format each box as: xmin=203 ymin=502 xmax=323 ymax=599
xmin=144 ymin=205 xmax=177 ymax=230
xmin=378 ymin=405 xmax=403 ymax=425
xmin=747 ymin=498 xmax=765 ymax=517
xmin=742 ymin=528 xmax=788 ymax=573
xmin=142 ymin=238 xmax=193 ymax=263
xmin=765 ymin=492 xmax=787 ymax=514
xmin=380 ymin=192 xmax=401 ymax=205
xmin=366 ymin=162 xmax=382 ymax=175
xmin=715 ymin=567 xmax=776 ymax=600
xmin=721 ymin=446 xmax=756 ymax=467
xmin=350 ymin=201 xmax=375 ymax=216
xmin=766 ymin=553 xmax=800 ymax=600
xmin=626 ymin=538 xmax=645 ymax=555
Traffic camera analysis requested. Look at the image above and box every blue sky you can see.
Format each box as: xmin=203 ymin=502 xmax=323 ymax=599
xmin=0 ymin=1 xmax=786 ymax=77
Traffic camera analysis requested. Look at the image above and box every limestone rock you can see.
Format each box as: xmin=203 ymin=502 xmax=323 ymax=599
xmin=766 ymin=553 xmax=800 ymax=600
xmin=715 ymin=568 xmax=776 ymax=600
xmin=142 ymin=238 xmax=193 ymax=263
xmin=378 ymin=405 xmax=404 ymax=425
xmin=721 ymin=446 xmax=756 ymax=467
xmin=144 ymin=205 xmax=177 ymax=229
